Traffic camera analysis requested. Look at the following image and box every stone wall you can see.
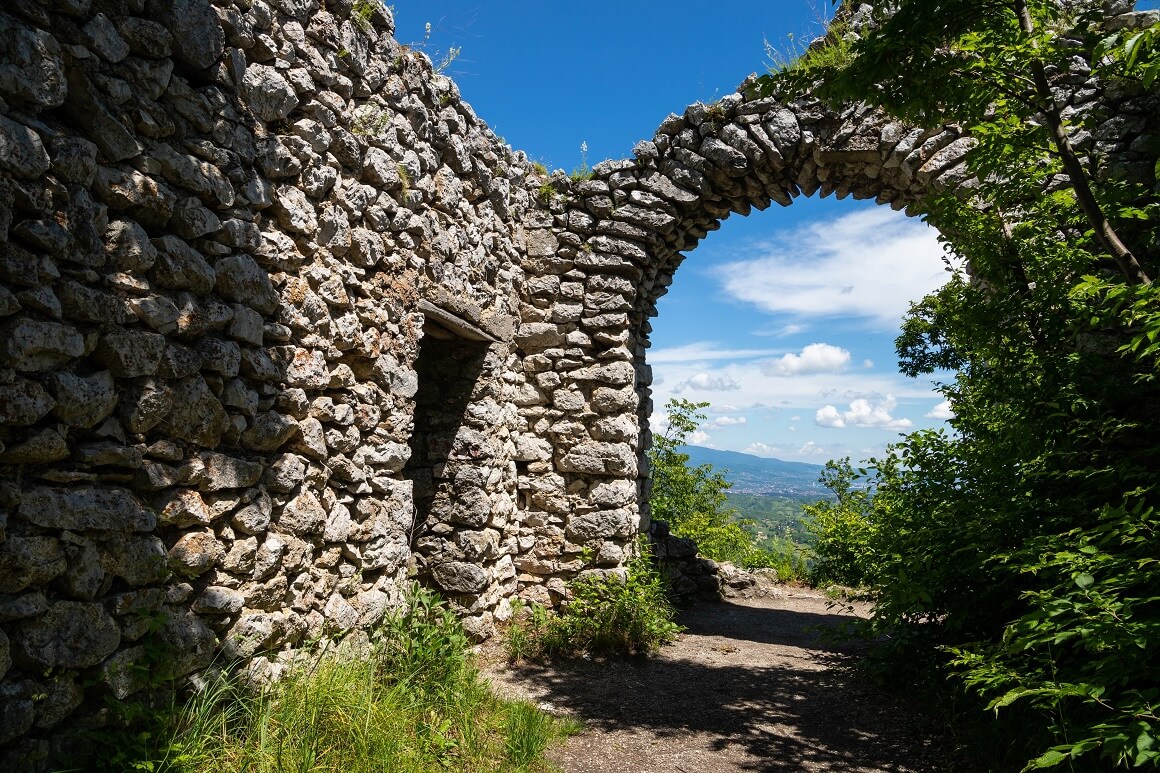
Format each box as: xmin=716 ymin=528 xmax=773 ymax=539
xmin=0 ymin=0 xmax=1155 ymax=760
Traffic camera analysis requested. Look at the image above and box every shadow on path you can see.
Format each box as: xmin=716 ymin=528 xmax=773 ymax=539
xmin=489 ymin=595 xmax=958 ymax=772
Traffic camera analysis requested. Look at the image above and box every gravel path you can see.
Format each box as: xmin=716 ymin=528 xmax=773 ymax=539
xmin=482 ymin=588 xmax=961 ymax=772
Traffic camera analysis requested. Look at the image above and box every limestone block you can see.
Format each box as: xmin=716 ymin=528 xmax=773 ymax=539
xmin=284 ymin=348 xmax=330 ymax=389
xmin=0 ymin=537 xmax=66 ymax=594
xmin=20 ymin=485 xmax=155 ymax=532
xmin=572 ymin=361 xmax=634 ymax=386
xmin=157 ymin=489 xmax=213 ymax=527
xmin=83 ymin=13 xmax=129 ymax=63
xmin=122 ymin=378 xmax=174 ymax=434
xmin=278 ymin=490 xmax=326 ymax=535
xmin=168 ymin=530 xmax=225 ymax=577
xmin=559 ymin=442 xmax=637 ymax=476
xmin=108 ymin=535 xmax=167 ymax=586
xmin=242 ymin=410 xmax=300 ymax=451
xmin=198 ymin=452 xmax=263 ymax=491
xmin=222 ymin=612 xmax=281 ymax=660
xmin=169 ymin=196 xmax=221 ymax=239
xmin=102 ymin=646 xmax=149 ymax=700
xmin=48 ymin=370 xmax=117 ymax=428
xmin=0 ymin=115 xmax=50 ymax=179
xmin=1 ymin=319 xmax=84 ymax=371
xmin=158 ymin=376 xmax=229 ymax=447
xmin=0 ymin=427 xmax=69 ymax=463
xmin=117 ymin=18 xmax=173 ymax=58
xmin=0 ymin=11 xmax=66 ymax=107
xmin=95 ymin=167 xmax=176 ymax=229
xmin=126 ymin=295 xmax=181 ymax=334
xmin=589 ymin=478 xmax=636 ymax=508
xmin=193 ymin=586 xmax=245 ymax=614
xmin=150 ymin=235 xmax=216 ymax=294
xmin=0 ymin=592 xmax=48 ymax=623
xmin=196 ymin=337 xmax=242 ymax=377
xmin=158 ymin=606 xmax=217 ymax=676
xmin=17 ymin=601 xmax=120 ymax=669
xmin=231 ymin=494 xmax=272 ymax=535
xmin=147 ymin=0 xmax=224 ymax=70
xmin=515 ymin=323 xmax=564 ymax=349
xmin=0 ymin=377 xmax=55 ymax=426
xmin=223 ymin=537 xmax=257 ymax=575
xmin=431 ymin=561 xmax=488 ymax=594
xmin=273 ymin=185 xmax=318 ymax=234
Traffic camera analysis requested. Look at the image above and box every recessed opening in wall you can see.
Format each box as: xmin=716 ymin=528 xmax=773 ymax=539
xmin=403 ymin=301 xmax=496 ymax=585
xmin=642 ymin=194 xmax=954 ymax=486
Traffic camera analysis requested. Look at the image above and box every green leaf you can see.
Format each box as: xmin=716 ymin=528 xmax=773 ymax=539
xmin=1074 ymin=572 xmax=1095 ymax=589
xmin=1030 ymin=749 xmax=1070 ymax=768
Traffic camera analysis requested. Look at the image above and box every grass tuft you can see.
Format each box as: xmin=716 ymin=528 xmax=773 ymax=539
xmin=73 ymin=583 xmax=570 ymax=773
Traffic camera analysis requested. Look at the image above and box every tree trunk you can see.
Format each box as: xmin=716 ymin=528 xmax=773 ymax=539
xmin=1014 ymin=0 xmax=1152 ymax=285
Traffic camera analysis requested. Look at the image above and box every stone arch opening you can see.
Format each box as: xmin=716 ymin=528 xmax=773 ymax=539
xmin=620 ymin=89 xmax=973 ymax=518
xmin=513 ymin=78 xmax=978 ymax=586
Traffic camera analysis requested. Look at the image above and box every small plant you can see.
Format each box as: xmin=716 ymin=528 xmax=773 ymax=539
xmin=536 ymin=180 xmax=557 ymax=202
xmin=506 ymin=542 xmax=683 ymax=659
xmin=569 ymin=141 xmax=592 ymax=182
xmin=397 ymin=163 xmax=412 ymax=194
xmin=352 ymin=105 xmax=391 ymax=136
xmin=702 ymin=101 xmax=728 ymax=134
xmin=531 ymin=161 xmax=548 ymax=176
xmin=352 ymin=0 xmax=377 ymax=32
xmin=503 ymin=598 xmax=553 ymax=663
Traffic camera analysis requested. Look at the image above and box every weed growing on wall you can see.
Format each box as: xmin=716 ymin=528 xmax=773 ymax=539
xmin=569 ymin=141 xmax=593 ymax=182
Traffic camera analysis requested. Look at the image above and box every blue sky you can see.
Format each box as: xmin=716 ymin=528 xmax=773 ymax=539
xmin=393 ymin=2 xmax=1155 ymax=463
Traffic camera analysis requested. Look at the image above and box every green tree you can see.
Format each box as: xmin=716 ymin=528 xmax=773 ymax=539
xmin=761 ymin=1 xmax=1160 ymax=767
xmin=648 ymin=399 xmax=755 ymax=563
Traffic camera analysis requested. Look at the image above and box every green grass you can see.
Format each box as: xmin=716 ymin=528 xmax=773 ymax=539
xmin=73 ymin=584 xmax=572 ymax=773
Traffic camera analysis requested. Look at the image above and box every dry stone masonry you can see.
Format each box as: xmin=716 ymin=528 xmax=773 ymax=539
xmin=0 ymin=0 xmax=1156 ymax=760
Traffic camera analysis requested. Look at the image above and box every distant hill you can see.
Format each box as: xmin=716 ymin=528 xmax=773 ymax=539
xmin=680 ymin=446 xmax=828 ymax=498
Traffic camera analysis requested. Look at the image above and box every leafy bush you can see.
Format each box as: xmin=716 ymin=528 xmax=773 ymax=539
xmin=505 ymin=543 xmax=683 ymax=659
xmin=802 ymin=459 xmax=878 ymax=588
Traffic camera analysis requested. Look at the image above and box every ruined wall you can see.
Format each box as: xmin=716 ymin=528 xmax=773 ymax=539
xmin=0 ymin=0 xmax=544 ymax=756
xmin=1 ymin=0 xmax=1156 ymax=760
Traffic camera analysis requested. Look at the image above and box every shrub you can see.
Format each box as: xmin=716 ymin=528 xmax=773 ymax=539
xmin=505 ymin=542 xmax=683 ymax=659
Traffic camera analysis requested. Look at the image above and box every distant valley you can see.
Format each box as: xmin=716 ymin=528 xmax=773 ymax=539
xmin=680 ymin=446 xmax=829 ymax=498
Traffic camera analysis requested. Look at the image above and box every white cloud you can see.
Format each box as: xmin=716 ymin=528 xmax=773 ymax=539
xmin=796 ymin=441 xmax=835 ymax=458
xmin=761 ymin=343 xmax=851 ymax=377
xmin=791 ymin=416 xmax=802 ymax=422
xmin=815 ymin=394 xmax=914 ymax=430
xmin=689 ymin=430 xmax=712 ymax=445
xmin=754 ymin=323 xmax=807 ymax=338
xmin=718 ymin=208 xmax=950 ymax=327
xmin=648 ymin=342 xmax=781 ymax=364
xmin=926 ymin=400 xmax=954 ymax=420
xmin=863 ymin=359 xmax=875 ymax=369
xmin=712 ymin=416 xmax=748 ymax=427
xmin=744 ymin=442 xmax=778 ymax=457
xmin=673 ymin=371 xmax=741 ymax=393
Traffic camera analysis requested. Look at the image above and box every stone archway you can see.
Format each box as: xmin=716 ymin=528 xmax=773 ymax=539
xmin=508 ymin=77 xmax=980 ymax=602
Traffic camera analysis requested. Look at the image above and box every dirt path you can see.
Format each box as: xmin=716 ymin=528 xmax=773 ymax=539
xmin=482 ymin=588 xmax=960 ymax=772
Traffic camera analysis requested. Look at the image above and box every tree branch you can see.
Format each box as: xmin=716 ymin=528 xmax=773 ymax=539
xmin=1013 ymin=0 xmax=1152 ymax=285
